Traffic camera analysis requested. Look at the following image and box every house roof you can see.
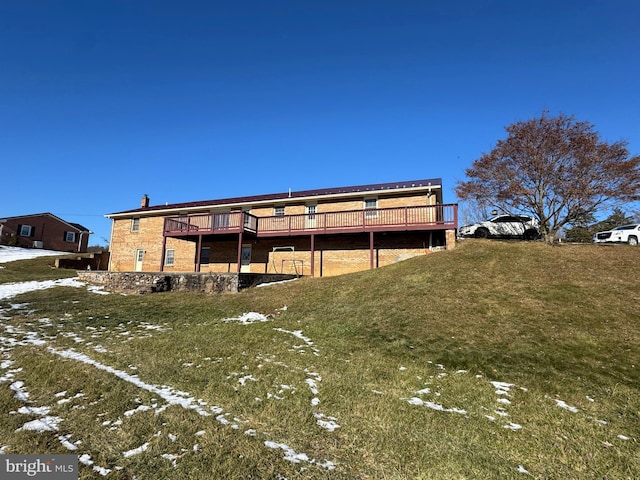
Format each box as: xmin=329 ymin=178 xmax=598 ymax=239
xmin=106 ymin=178 xmax=443 ymax=218
xmin=0 ymin=212 xmax=91 ymax=232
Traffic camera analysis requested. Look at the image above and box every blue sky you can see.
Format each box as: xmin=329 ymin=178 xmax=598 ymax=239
xmin=2 ymin=1 xmax=639 ymax=245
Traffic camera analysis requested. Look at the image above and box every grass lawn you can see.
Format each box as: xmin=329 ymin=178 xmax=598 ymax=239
xmin=1 ymin=241 xmax=638 ymax=479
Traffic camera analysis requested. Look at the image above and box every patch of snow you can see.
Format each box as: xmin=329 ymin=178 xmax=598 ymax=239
xmin=57 ymin=392 xmax=86 ymax=405
xmin=305 ymin=378 xmax=319 ymax=395
xmin=9 ymin=381 xmax=29 ymax=401
xmin=491 ymin=381 xmax=514 ymax=391
xmin=407 ymin=397 xmax=467 ymax=415
xmin=555 ymin=400 xmax=578 ymax=413
xmin=58 ymin=434 xmax=78 ymax=451
xmin=223 ymin=312 xmax=271 ymax=325
xmin=264 ymin=441 xmax=335 ymax=470
xmin=124 ymin=405 xmax=153 ymax=417
xmin=48 ymin=347 xmax=215 ymax=417
xmin=161 ymin=453 xmax=180 ymax=467
xmin=314 ymin=413 xmax=340 ymax=432
xmin=238 ymin=374 xmax=257 ymax=386
xmin=0 ymin=278 xmax=88 ymax=301
xmin=2 ymin=360 xmax=15 ymax=370
xmin=274 ymin=328 xmax=320 ymax=356
xmin=17 ymin=416 xmax=63 ymax=432
xmin=77 ymin=454 xmax=112 ymax=476
xmin=86 ymin=285 xmax=111 ymax=295
xmin=18 ymin=405 xmax=51 ymax=415
xmin=504 ymin=422 xmax=522 ymax=430
xmin=0 ymin=246 xmax=67 ymax=264
xmin=255 ymin=279 xmax=298 ymax=287
xmin=123 ymin=442 xmax=150 ymax=457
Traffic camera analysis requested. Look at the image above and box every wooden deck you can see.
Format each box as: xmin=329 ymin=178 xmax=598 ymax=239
xmin=163 ymin=204 xmax=457 ymax=238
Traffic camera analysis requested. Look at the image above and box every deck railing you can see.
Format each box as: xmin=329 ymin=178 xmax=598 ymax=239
xmin=164 ymin=204 xmax=456 ymax=237
xmin=164 ymin=212 xmax=258 ymax=235
xmin=258 ymin=204 xmax=456 ymax=235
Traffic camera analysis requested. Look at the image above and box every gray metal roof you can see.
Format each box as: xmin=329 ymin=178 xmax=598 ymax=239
xmin=107 ymin=178 xmax=442 ymax=217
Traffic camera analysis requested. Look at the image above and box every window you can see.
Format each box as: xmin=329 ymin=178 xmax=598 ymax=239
xmin=19 ymin=225 xmax=33 ymax=237
xmin=200 ymin=247 xmax=211 ymax=265
xmin=64 ymin=231 xmax=76 ymax=242
xmin=131 ymin=218 xmax=140 ymax=232
xmin=165 ymin=249 xmax=175 ymax=266
xmin=274 ymin=206 xmax=285 ymax=216
xmin=364 ymin=198 xmax=378 ymax=218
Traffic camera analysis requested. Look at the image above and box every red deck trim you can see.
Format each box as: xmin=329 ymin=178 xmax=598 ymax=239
xmin=163 ymin=205 xmax=457 ymax=238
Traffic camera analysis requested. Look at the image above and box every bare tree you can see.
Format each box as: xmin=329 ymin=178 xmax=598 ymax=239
xmin=458 ymin=198 xmax=492 ymax=226
xmin=455 ymin=112 xmax=640 ymax=242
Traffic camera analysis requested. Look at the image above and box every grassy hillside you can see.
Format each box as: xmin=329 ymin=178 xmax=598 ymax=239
xmin=1 ymin=241 xmax=639 ymax=479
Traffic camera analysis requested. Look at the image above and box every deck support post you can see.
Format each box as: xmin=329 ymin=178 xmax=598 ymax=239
xmin=310 ymin=234 xmax=315 ymax=277
xmin=160 ymin=236 xmax=167 ymax=272
xmin=369 ymin=231 xmax=375 ymax=269
xmin=195 ymin=235 xmax=203 ymax=272
xmin=236 ymin=229 xmax=243 ymax=273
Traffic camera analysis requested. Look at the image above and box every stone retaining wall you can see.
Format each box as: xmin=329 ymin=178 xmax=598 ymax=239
xmin=76 ymin=271 xmax=297 ymax=295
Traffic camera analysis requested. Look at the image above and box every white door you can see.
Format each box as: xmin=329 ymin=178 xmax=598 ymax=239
xmin=134 ymin=249 xmax=144 ymax=271
xmin=305 ymin=205 xmax=317 ymax=229
xmin=240 ymin=244 xmax=252 ymax=273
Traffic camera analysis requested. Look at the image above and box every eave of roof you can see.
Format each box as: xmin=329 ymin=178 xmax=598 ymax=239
xmin=106 ymin=178 xmax=442 ymax=218
xmin=0 ymin=212 xmax=90 ymax=232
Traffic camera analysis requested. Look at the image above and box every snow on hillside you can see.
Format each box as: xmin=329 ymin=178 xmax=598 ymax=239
xmin=0 ymin=246 xmax=68 ymax=264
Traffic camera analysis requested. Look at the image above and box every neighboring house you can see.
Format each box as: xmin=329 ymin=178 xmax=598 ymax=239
xmin=105 ymin=178 xmax=458 ymax=277
xmin=0 ymin=213 xmax=91 ymax=253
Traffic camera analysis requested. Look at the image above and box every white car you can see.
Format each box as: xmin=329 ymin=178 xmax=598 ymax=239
xmin=593 ymin=224 xmax=640 ymax=245
xmin=458 ymin=215 xmax=540 ymax=240
xmin=593 ymin=226 xmax=620 ymax=243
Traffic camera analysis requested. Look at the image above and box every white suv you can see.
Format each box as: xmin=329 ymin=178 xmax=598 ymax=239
xmin=593 ymin=224 xmax=640 ymax=245
xmin=458 ymin=215 xmax=540 ymax=240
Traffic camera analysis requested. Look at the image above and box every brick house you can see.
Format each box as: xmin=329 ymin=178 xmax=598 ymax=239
xmin=0 ymin=213 xmax=91 ymax=253
xmin=105 ymin=178 xmax=458 ymax=277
